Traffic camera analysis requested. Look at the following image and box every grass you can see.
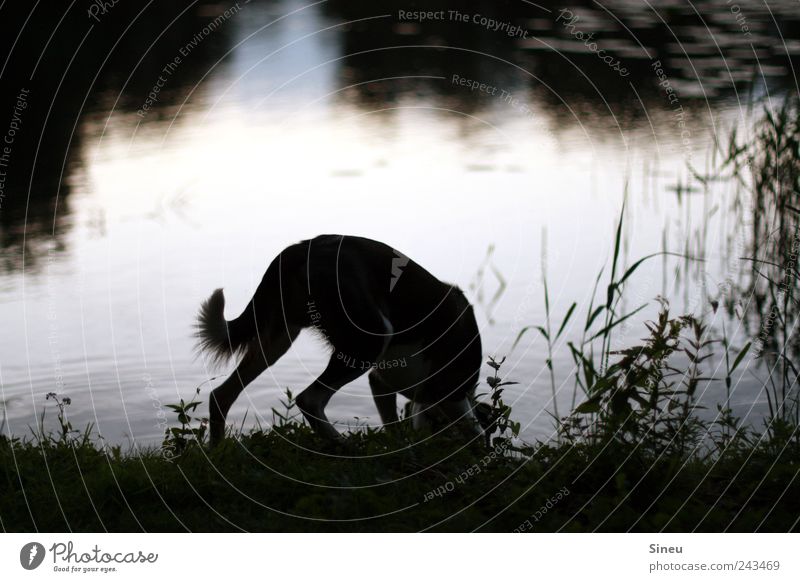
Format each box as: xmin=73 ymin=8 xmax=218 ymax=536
xmin=1 ymin=399 xmax=798 ymax=532
xmin=2 ymin=96 xmax=800 ymax=532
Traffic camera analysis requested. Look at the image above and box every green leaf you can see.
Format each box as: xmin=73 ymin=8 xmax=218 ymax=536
xmin=543 ymin=276 xmax=550 ymax=317
xmin=616 ymin=253 xmax=660 ymax=287
xmin=730 ymin=341 xmax=751 ymax=373
xmin=631 ymin=393 xmax=651 ymax=410
xmin=587 ymin=304 xmax=647 ymax=342
xmin=510 ymin=325 xmax=548 ymax=351
xmin=509 ymin=326 xmax=532 ymax=351
xmin=586 ymin=305 xmax=605 ymax=331
xmin=574 ymin=400 xmax=601 ymax=414
xmin=486 ymin=357 xmax=505 ymax=370
xmin=618 ymin=251 xmax=701 ymax=288
xmin=555 ymin=302 xmax=577 ymax=341
xmin=607 ymin=197 xmax=626 ymax=310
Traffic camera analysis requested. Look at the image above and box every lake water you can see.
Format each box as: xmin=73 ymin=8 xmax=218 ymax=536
xmin=1 ymin=0 xmax=798 ymax=444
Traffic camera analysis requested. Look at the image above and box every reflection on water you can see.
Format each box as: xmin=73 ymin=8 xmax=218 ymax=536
xmin=0 ymin=0 xmax=798 ymax=442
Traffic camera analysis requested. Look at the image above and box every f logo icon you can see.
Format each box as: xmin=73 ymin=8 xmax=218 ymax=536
xmin=20 ymin=542 xmax=45 ymax=570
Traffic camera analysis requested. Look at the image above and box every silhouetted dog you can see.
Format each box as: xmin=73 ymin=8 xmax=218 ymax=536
xmin=196 ymin=234 xmax=485 ymax=445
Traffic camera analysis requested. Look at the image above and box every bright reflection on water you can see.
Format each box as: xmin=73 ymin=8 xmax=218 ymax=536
xmin=0 ymin=0 xmax=797 ymax=443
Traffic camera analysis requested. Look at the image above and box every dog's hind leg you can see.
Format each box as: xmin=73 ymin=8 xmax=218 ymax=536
xmin=209 ymin=326 xmax=299 ymax=445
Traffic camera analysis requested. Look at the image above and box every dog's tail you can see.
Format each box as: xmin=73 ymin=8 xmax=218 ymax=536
xmin=195 ymin=288 xmax=258 ymax=368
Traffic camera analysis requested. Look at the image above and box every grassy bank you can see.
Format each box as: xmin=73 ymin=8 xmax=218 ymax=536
xmin=1 ymin=412 xmax=798 ymax=532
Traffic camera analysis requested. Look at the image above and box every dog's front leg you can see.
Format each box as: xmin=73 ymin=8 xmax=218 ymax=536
xmin=368 ymin=370 xmax=400 ymax=427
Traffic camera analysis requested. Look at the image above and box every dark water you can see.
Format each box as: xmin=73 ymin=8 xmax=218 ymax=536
xmin=0 ymin=0 xmax=798 ymax=443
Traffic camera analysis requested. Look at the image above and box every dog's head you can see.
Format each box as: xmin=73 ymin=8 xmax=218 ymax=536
xmin=472 ymin=401 xmax=494 ymax=434
xmin=403 ymin=398 xmax=494 ymax=441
